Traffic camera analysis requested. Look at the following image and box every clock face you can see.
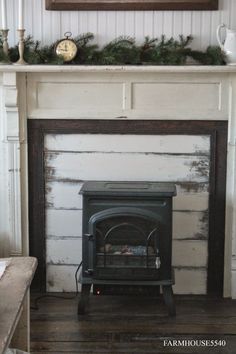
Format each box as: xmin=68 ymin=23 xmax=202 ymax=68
xmin=55 ymin=39 xmax=78 ymax=62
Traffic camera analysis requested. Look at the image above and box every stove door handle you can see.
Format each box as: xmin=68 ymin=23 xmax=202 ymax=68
xmin=85 ymin=268 xmax=94 ymax=275
xmin=84 ymin=233 xmax=94 ymax=241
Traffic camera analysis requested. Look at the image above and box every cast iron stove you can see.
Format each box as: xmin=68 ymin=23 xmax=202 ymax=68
xmin=78 ymin=181 xmax=176 ymax=316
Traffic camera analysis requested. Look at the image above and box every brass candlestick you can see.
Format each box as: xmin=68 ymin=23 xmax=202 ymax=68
xmin=0 ymin=29 xmax=10 ymax=64
xmin=14 ymin=29 xmax=28 ymax=65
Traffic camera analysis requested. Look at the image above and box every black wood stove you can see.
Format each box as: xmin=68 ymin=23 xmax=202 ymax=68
xmin=78 ymin=181 xmax=176 ymax=316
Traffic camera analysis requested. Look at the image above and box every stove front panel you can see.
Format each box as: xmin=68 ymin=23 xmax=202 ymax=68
xmin=82 ymin=190 xmax=174 ymax=282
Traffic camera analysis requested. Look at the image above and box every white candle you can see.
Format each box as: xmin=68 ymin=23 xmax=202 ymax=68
xmin=1 ymin=0 xmax=7 ymax=29
xmin=18 ymin=0 xmax=24 ymax=29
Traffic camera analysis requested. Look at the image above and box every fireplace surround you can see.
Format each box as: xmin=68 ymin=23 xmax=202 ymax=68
xmin=78 ymin=181 xmax=176 ymax=315
xmin=0 ymin=65 xmax=235 ymax=298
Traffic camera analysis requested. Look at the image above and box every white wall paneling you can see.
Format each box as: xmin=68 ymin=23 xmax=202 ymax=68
xmin=1 ymin=0 xmax=236 ymax=49
xmin=45 ymin=133 xmax=210 ymax=293
xmin=27 ymin=72 xmax=229 ymax=120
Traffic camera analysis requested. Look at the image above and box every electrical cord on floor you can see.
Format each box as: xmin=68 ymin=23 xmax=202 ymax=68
xmin=30 ymin=261 xmax=82 ymax=310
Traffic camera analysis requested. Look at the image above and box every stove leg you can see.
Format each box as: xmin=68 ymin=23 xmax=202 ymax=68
xmin=77 ymin=284 xmax=91 ymax=315
xmin=162 ymin=285 xmax=176 ymax=317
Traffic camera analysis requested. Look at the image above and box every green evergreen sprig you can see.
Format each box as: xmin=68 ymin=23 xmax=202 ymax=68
xmin=0 ymin=33 xmax=226 ymax=66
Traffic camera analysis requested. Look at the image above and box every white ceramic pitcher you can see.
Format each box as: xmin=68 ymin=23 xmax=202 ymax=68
xmin=217 ymin=24 xmax=236 ymax=64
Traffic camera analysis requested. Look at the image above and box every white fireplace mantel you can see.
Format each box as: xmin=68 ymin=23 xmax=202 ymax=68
xmin=0 ymin=65 xmax=236 ymax=297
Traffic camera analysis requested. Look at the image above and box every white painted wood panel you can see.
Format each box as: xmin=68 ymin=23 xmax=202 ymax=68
xmin=172 ymin=240 xmax=208 ymax=267
xmin=132 ymin=82 xmax=222 ymax=118
xmin=173 ymin=211 xmax=208 ymax=240
xmin=46 ymin=209 xmax=82 ymax=237
xmin=46 ymin=181 xmax=83 ymax=210
xmin=46 ymin=265 xmax=207 ymax=293
xmin=37 ymin=82 xmax=125 ymax=111
xmin=173 ymin=185 xmax=208 ymax=212
xmin=46 ymin=207 xmax=207 ymax=241
xmin=46 ymin=238 xmax=207 ymax=268
xmin=45 ymin=152 xmax=209 ymax=182
xmin=27 ymin=73 xmax=228 ymax=120
xmin=46 ymin=238 xmax=82 ymax=265
xmin=47 ymin=265 xmax=80 ymax=292
xmin=174 ymin=268 xmax=207 ymax=294
xmin=44 ymin=132 xmax=210 ymax=293
xmin=2 ymin=0 xmax=236 ymax=50
xmin=46 ymin=181 xmax=208 ymax=212
xmin=45 ymin=134 xmax=210 ymax=154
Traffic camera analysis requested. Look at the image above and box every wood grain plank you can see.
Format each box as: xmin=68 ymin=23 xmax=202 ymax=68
xmin=44 ymin=134 xmax=210 ymax=154
xmin=174 ymin=268 xmax=207 ymax=294
xmin=46 ymin=209 xmax=82 ymax=237
xmin=46 ymin=265 xmax=80 ymax=292
xmin=173 ymin=240 xmax=208 ymax=267
xmin=46 ymin=238 xmax=82 ymax=265
xmin=45 ymin=181 xmax=208 ymax=211
xmin=45 ymin=181 xmax=83 ymax=210
xmin=30 ymin=335 xmax=233 ymax=353
xmin=173 ymin=211 xmax=208 ymax=240
xmin=45 ymin=152 xmax=210 ymax=182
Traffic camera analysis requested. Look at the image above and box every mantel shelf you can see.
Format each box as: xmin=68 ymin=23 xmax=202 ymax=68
xmin=1 ymin=64 xmax=236 ymax=73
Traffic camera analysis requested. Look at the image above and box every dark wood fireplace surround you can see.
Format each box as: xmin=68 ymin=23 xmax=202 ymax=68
xmin=28 ymin=119 xmax=227 ymax=303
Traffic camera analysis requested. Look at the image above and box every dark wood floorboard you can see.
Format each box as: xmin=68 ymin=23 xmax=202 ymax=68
xmin=31 ymin=294 xmax=236 ymax=353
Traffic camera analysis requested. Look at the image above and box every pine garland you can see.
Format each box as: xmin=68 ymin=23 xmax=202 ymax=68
xmin=0 ymin=33 xmax=226 ymax=65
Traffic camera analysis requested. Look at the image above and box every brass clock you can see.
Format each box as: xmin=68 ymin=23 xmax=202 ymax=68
xmin=55 ymin=32 xmax=78 ymax=62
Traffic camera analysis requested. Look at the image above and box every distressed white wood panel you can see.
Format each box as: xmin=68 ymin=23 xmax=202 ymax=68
xmin=47 ymin=265 xmax=80 ymax=292
xmin=173 ymin=240 xmax=208 ymax=267
xmin=46 ymin=209 xmax=82 ymax=237
xmin=45 ymin=181 xmax=208 ymax=212
xmin=46 ymin=238 xmax=207 ymax=268
xmin=132 ymin=82 xmax=221 ymax=116
xmin=46 ymin=238 xmax=82 ymax=265
xmin=36 ymin=82 xmax=125 ymax=111
xmin=173 ymin=184 xmax=208 ymax=211
xmin=173 ymin=211 xmax=208 ymax=240
xmin=46 ymin=181 xmax=83 ymax=210
xmin=47 ymin=265 xmax=206 ymax=293
xmin=44 ymin=132 xmax=210 ymax=293
xmin=45 ymin=134 xmax=210 ymax=155
xmin=45 ymin=152 xmax=209 ymax=182
xmin=174 ymin=268 xmax=207 ymax=294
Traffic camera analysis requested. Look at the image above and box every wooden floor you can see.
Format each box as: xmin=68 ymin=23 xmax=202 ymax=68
xmin=31 ymin=293 xmax=236 ymax=354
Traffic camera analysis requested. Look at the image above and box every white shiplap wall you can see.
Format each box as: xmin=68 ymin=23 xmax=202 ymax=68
xmin=1 ymin=0 xmax=236 ymax=49
xmin=45 ymin=134 xmax=210 ymax=294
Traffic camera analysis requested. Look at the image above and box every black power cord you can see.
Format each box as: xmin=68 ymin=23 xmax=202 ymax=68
xmin=31 ymin=261 xmax=82 ymax=310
